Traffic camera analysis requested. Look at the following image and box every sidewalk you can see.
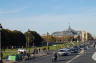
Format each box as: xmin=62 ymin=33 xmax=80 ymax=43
xmin=3 ymin=52 xmax=48 ymax=63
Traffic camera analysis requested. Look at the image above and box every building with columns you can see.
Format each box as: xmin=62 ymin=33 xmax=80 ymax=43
xmin=81 ymin=31 xmax=88 ymax=42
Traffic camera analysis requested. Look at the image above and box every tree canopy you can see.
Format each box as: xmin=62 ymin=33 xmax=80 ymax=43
xmin=1 ymin=29 xmax=26 ymax=49
xmin=24 ymin=30 xmax=43 ymax=47
xmin=1 ymin=29 xmax=43 ymax=49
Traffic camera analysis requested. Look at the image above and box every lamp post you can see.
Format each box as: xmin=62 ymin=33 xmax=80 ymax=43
xmin=27 ymin=29 xmax=30 ymax=53
xmin=47 ymin=32 xmax=49 ymax=51
xmin=0 ymin=24 xmax=2 ymax=62
xmin=32 ymin=36 xmax=35 ymax=48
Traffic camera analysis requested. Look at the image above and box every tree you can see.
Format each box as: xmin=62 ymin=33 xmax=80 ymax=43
xmin=1 ymin=29 xmax=26 ymax=49
xmin=24 ymin=30 xmax=43 ymax=47
xmin=12 ymin=30 xmax=26 ymax=48
xmin=87 ymin=33 xmax=94 ymax=40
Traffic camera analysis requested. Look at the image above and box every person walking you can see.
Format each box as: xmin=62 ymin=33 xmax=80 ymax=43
xmin=52 ymin=52 xmax=58 ymax=62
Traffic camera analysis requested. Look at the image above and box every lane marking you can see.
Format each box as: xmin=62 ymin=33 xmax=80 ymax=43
xmin=66 ymin=50 xmax=84 ymax=63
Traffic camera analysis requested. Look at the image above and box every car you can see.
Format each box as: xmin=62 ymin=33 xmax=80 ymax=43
xmin=57 ymin=48 xmax=71 ymax=56
xmin=69 ymin=47 xmax=79 ymax=53
xmin=72 ymin=46 xmax=81 ymax=53
xmin=79 ymin=44 xmax=85 ymax=49
xmin=17 ymin=49 xmax=27 ymax=53
xmin=68 ymin=48 xmax=75 ymax=53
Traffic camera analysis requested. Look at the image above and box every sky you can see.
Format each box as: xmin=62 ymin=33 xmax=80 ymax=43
xmin=0 ymin=0 xmax=96 ymax=35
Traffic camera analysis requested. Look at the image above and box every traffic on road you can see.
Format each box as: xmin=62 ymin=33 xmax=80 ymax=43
xmin=16 ymin=42 xmax=94 ymax=63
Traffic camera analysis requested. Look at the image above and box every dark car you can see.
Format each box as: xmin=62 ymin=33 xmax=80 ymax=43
xmin=68 ymin=47 xmax=79 ymax=53
xmin=72 ymin=46 xmax=81 ymax=53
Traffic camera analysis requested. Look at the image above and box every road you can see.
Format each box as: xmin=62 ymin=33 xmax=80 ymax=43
xmin=70 ymin=46 xmax=96 ymax=63
xmin=20 ymin=53 xmax=78 ymax=63
xmin=19 ymin=45 xmax=96 ymax=63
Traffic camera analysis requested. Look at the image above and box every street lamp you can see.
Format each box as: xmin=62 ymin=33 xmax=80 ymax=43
xmin=27 ymin=29 xmax=30 ymax=53
xmin=32 ymin=36 xmax=35 ymax=48
xmin=0 ymin=24 xmax=3 ymax=62
xmin=47 ymin=32 xmax=49 ymax=51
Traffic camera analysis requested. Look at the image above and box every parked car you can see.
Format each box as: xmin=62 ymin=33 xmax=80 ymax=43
xmin=57 ymin=48 xmax=71 ymax=56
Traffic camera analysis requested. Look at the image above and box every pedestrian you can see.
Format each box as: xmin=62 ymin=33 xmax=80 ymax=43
xmin=43 ymin=48 xmax=46 ymax=53
xmin=48 ymin=47 xmax=50 ymax=51
xmin=38 ymin=48 xmax=40 ymax=53
xmin=93 ymin=42 xmax=96 ymax=48
xmin=52 ymin=52 xmax=58 ymax=62
xmin=33 ymin=48 xmax=36 ymax=54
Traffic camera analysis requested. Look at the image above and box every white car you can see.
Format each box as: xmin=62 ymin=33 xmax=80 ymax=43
xmin=57 ymin=48 xmax=71 ymax=56
xmin=18 ymin=49 xmax=27 ymax=53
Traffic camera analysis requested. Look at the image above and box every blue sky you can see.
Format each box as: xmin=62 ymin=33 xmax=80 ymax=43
xmin=0 ymin=0 xmax=96 ymax=35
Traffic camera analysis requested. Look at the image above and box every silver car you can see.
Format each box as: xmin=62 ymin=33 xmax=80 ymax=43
xmin=57 ymin=48 xmax=71 ymax=56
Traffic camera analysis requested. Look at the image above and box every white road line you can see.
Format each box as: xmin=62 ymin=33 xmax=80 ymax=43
xmin=66 ymin=50 xmax=84 ymax=63
xmin=66 ymin=55 xmax=80 ymax=63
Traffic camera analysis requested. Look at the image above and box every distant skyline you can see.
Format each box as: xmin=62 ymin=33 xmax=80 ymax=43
xmin=0 ymin=0 xmax=96 ymax=35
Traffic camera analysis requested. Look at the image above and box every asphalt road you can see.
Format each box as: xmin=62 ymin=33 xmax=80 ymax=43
xmin=20 ymin=51 xmax=80 ymax=63
xmin=19 ymin=43 xmax=96 ymax=63
xmin=70 ymin=46 xmax=96 ymax=63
